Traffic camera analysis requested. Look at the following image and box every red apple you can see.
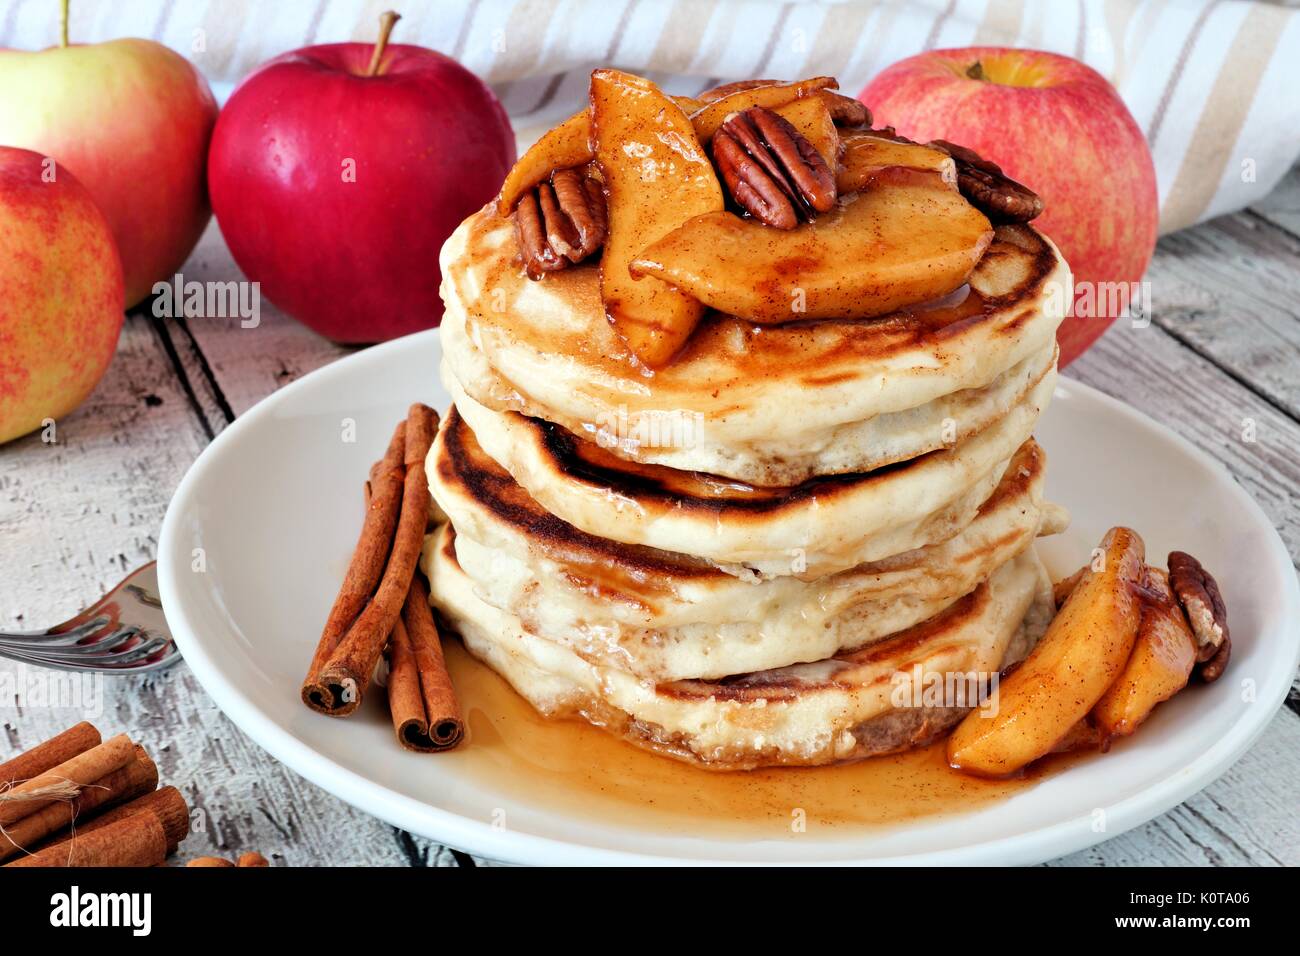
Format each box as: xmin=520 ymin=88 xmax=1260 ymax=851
xmin=861 ymin=48 xmax=1158 ymax=366
xmin=208 ymin=12 xmax=515 ymax=343
xmin=0 ymin=147 xmax=124 ymax=445
xmin=0 ymin=4 xmax=217 ymax=309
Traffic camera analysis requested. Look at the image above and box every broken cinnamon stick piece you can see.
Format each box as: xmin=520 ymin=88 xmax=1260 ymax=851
xmin=6 ymin=809 xmax=168 ymax=868
xmin=303 ymin=421 xmax=408 ymax=713
xmin=388 ymin=574 xmax=464 ymax=752
xmin=313 ymin=404 xmax=439 ymax=716
xmin=0 ymin=744 xmax=159 ymax=863
xmin=0 ymin=722 xmax=101 ymax=789
xmin=0 ymin=733 xmax=136 ymax=828
xmin=47 ymin=785 xmax=191 ymax=855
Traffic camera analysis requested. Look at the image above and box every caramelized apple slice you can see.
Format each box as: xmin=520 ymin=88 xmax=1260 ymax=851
xmin=947 ymin=528 xmax=1146 ymax=778
xmin=497 ymin=108 xmax=591 ymax=215
xmin=689 ymin=77 xmax=838 ymax=142
xmin=497 ymin=95 xmax=708 ymax=216
xmin=1092 ymin=566 xmax=1197 ymax=742
xmin=837 ymin=130 xmax=957 ymax=194
xmin=630 ymin=173 xmax=991 ymax=323
xmin=591 ymin=69 xmax=723 ymax=366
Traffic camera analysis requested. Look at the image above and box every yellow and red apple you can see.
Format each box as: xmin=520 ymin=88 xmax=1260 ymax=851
xmin=861 ymin=48 xmax=1158 ymax=366
xmin=208 ymin=13 xmax=516 ymax=343
xmin=0 ymin=147 xmax=124 ymax=445
xmin=0 ymin=6 xmax=217 ymax=309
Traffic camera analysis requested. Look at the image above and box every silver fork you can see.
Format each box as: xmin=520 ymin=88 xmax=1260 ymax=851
xmin=0 ymin=563 xmax=180 ymax=673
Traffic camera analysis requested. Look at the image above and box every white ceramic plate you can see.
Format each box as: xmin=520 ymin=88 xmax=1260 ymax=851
xmin=158 ymin=330 xmax=1300 ymax=865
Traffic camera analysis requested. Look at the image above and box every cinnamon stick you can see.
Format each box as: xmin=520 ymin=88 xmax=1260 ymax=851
xmin=303 ymin=421 xmax=408 ymax=713
xmin=43 ymin=785 xmax=190 ymax=856
xmin=0 ymin=722 xmax=101 ymax=787
xmin=6 ymin=810 xmax=168 ymax=868
xmin=0 ymin=744 xmax=158 ymax=862
xmin=388 ymin=574 xmax=464 ymax=751
xmin=312 ymin=404 xmax=439 ymax=716
xmin=0 ymin=733 xmax=136 ymax=828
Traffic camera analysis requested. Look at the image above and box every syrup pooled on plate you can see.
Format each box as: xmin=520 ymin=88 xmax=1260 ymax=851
xmin=440 ymin=639 xmax=1066 ymax=840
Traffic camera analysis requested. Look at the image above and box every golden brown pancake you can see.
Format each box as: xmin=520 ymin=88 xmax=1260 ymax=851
xmin=428 ymin=406 xmax=1067 ymax=680
xmin=440 ymin=211 xmax=1069 ymax=484
xmin=441 ymin=365 xmax=1055 ymax=577
xmin=427 ymin=526 xmax=1053 ymax=770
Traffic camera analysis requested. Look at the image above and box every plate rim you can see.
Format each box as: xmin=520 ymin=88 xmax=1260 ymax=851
xmin=158 ymin=328 xmax=1300 ymax=866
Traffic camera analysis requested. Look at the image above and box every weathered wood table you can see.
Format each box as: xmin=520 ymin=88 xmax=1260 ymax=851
xmin=3 ymin=168 xmax=1298 ymax=867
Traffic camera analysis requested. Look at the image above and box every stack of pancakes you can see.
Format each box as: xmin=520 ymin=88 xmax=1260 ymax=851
xmin=425 ymin=206 xmax=1072 ymax=770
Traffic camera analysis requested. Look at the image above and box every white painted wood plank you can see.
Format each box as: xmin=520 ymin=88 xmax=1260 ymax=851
xmin=1251 ymin=163 xmax=1300 ymax=239
xmin=0 ymin=306 xmax=452 ymax=867
xmin=1145 ymin=192 xmax=1300 ymax=421
xmin=173 ymin=221 xmax=352 ymax=420
xmin=1050 ymin=709 xmax=1300 ymax=866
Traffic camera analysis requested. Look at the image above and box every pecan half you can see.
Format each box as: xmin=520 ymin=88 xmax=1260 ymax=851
xmin=513 ymin=167 xmax=607 ymax=280
xmin=820 ymin=91 xmax=871 ymax=128
xmin=1168 ymin=551 xmax=1231 ymax=682
xmin=713 ymin=107 xmax=837 ymax=230
xmin=929 ymin=139 xmax=1044 ymax=223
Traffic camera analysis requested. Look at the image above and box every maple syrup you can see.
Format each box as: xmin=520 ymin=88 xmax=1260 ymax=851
xmin=441 ymin=639 xmax=1068 ymax=840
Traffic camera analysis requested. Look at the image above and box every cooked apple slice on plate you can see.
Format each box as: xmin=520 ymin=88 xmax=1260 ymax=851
xmin=1092 ymin=566 xmax=1197 ymax=743
xmin=630 ymin=174 xmax=992 ymax=323
xmin=837 ymin=130 xmax=957 ymax=194
xmin=688 ymin=76 xmax=837 ymax=142
xmin=591 ymin=69 xmax=723 ymax=367
xmin=946 ymin=527 xmax=1146 ymax=778
xmin=497 ymin=94 xmax=708 ymax=215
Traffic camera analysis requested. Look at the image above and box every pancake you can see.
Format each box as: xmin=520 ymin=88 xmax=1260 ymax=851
xmin=428 ymin=407 xmax=1068 ymax=680
xmin=428 ymin=527 xmax=1054 ymax=770
xmin=440 ymin=211 xmax=1070 ymax=485
xmin=442 ymin=340 xmax=1057 ymax=490
xmin=441 ymin=366 xmax=1055 ymax=578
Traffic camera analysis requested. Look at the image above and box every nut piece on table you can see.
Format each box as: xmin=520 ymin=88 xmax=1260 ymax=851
xmin=946 ymin=527 xmax=1145 ymax=778
xmin=514 ymin=167 xmax=608 ymax=279
xmin=1168 ymin=550 xmax=1232 ymax=682
xmin=591 ymin=69 xmax=723 ymax=367
xmin=929 ymin=139 xmax=1044 ymax=223
xmin=713 ymin=107 xmax=837 ymax=230
xmin=630 ymin=175 xmax=991 ymax=323
xmin=1092 ymin=566 xmax=1198 ymax=743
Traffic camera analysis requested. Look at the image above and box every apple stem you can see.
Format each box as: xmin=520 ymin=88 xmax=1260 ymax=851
xmin=365 ymin=10 xmax=402 ymax=77
xmin=966 ymin=61 xmax=986 ymax=82
xmin=60 ymin=0 xmax=69 ymax=47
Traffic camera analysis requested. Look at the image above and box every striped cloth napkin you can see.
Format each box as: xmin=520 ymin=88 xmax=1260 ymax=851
xmin=7 ymin=0 xmax=1298 ymax=233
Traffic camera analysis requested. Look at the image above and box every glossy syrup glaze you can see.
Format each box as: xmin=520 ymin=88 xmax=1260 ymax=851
xmin=441 ymin=638 xmax=1080 ymax=840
